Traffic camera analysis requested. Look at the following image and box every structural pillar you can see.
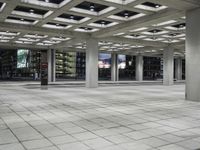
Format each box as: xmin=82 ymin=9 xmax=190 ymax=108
xmin=163 ymin=46 xmax=174 ymax=85
xmin=41 ymin=50 xmax=48 ymax=85
xmin=136 ymin=55 xmax=143 ymax=81
xmin=186 ymin=8 xmax=200 ymax=101
xmin=86 ymin=38 xmax=98 ymax=88
xmin=111 ymin=53 xmax=118 ymax=81
xmin=47 ymin=49 xmax=56 ymax=83
xmin=175 ymin=57 xmax=182 ymax=81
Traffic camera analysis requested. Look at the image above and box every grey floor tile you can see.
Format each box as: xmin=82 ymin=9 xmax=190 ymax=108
xmin=0 ymin=143 xmax=25 ymax=150
xmin=1 ymin=83 xmax=200 ymax=150
xmin=0 ymin=129 xmax=18 ymax=144
xmin=22 ymin=138 xmax=53 ymax=149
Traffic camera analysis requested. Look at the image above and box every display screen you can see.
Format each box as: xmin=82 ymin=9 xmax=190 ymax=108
xmin=17 ymin=49 xmax=29 ymax=68
xmin=99 ymin=53 xmax=111 ymax=69
xmin=118 ymin=55 xmax=126 ymax=69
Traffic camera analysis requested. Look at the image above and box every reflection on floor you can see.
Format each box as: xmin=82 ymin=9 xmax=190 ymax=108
xmin=0 ymin=82 xmax=200 ymax=150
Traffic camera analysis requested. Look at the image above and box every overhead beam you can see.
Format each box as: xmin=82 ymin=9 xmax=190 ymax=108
xmin=0 ymin=0 xmax=21 ymax=22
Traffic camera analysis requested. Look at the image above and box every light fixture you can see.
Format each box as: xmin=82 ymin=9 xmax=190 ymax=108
xmin=101 ymin=21 xmax=105 ymax=26
xmin=155 ymin=4 xmax=160 ymax=8
xmin=179 ymin=24 xmax=184 ymax=28
xmin=30 ymin=9 xmax=34 ymax=14
xmin=152 ymin=30 xmax=157 ymax=40
xmin=90 ymin=4 xmax=95 ymax=11
xmin=70 ymin=15 xmax=74 ymax=20
xmin=172 ymin=33 xmax=177 ymax=37
xmin=124 ymin=12 xmax=129 ymax=18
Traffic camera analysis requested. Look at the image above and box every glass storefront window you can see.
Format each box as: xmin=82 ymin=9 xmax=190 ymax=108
xmin=99 ymin=53 xmax=111 ymax=80
xmin=118 ymin=55 xmax=136 ymax=80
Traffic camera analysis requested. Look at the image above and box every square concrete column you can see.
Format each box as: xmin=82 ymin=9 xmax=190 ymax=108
xmin=163 ymin=46 xmax=174 ymax=85
xmin=136 ymin=55 xmax=143 ymax=81
xmin=47 ymin=49 xmax=56 ymax=83
xmin=186 ymin=8 xmax=200 ymax=101
xmin=111 ymin=53 xmax=119 ymax=81
xmin=175 ymin=57 xmax=182 ymax=81
xmin=86 ymin=38 xmax=98 ymax=88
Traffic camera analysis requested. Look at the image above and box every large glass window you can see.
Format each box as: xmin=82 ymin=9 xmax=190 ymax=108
xmin=118 ymin=55 xmax=136 ymax=80
xmin=182 ymin=59 xmax=185 ymax=80
xmin=98 ymin=53 xmax=111 ymax=80
xmin=17 ymin=49 xmax=29 ymax=68
xmin=143 ymin=56 xmax=162 ymax=80
xmin=56 ymin=51 xmax=86 ymax=80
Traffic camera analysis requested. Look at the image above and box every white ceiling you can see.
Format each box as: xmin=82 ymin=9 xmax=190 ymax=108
xmin=0 ymin=0 xmax=199 ymax=56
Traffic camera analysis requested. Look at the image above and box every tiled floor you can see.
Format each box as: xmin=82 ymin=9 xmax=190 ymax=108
xmin=0 ymin=82 xmax=200 ymax=150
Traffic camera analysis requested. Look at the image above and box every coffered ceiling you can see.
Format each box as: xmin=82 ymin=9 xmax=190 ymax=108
xmin=0 ymin=0 xmax=199 ymax=56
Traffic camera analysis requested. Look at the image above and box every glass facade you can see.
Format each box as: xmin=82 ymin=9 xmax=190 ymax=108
xmin=0 ymin=50 xmax=182 ymax=81
xmin=143 ymin=56 xmax=162 ymax=80
xmin=98 ymin=53 xmax=111 ymax=80
xmin=55 ymin=51 xmax=85 ymax=80
xmin=182 ymin=59 xmax=185 ymax=80
xmin=119 ymin=55 xmax=136 ymax=80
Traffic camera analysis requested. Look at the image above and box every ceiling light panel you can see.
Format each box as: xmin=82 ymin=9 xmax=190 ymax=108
xmin=74 ymin=27 xmax=99 ymax=32
xmin=0 ymin=36 xmax=15 ymax=40
xmin=18 ymin=38 xmax=40 ymax=42
xmin=54 ymin=13 xmax=90 ymax=24
xmin=39 ymin=0 xmax=65 ymax=4
xmin=162 ymin=33 xmax=185 ymax=38
xmin=142 ymin=29 xmax=169 ymax=35
xmin=24 ymin=34 xmax=48 ymax=39
xmin=37 ymin=42 xmax=53 ymax=46
xmin=43 ymin=40 xmax=61 ymax=44
xmin=108 ymin=10 xmax=145 ymax=21
xmin=50 ymin=37 xmax=71 ymax=41
xmin=21 ymin=0 xmax=70 ymax=8
xmin=13 ymin=6 xmax=49 ymax=15
xmin=70 ymin=1 xmax=115 ymax=16
xmin=143 ymin=37 xmax=164 ymax=41
xmin=135 ymin=2 xmax=167 ymax=12
xmin=88 ymin=20 xmax=118 ymax=28
xmin=43 ymin=22 xmax=72 ymax=29
xmin=124 ymin=34 xmax=146 ymax=39
xmin=5 ymin=16 xmax=37 ymax=25
xmin=162 ymin=39 xmax=180 ymax=43
xmin=0 ymin=39 xmax=9 ymax=43
xmin=165 ymin=23 xmax=186 ymax=30
xmin=0 ymin=31 xmax=20 ymax=36
xmin=103 ymin=0 xmax=136 ymax=5
xmin=113 ymin=32 xmax=125 ymax=36
xmin=15 ymin=40 xmax=32 ymax=44
xmin=153 ymin=20 xmax=177 ymax=27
